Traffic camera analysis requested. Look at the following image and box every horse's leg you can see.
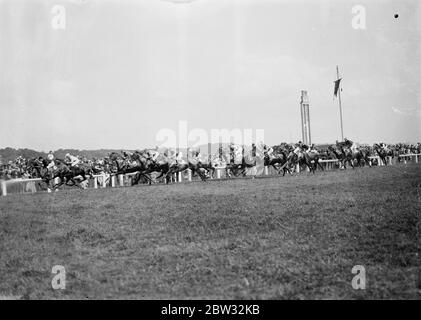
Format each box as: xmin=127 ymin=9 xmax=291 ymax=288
xmin=155 ymin=171 xmax=164 ymax=180
xmin=195 ymin=168 xmax=204 ymax=181
xmin=282 ymin=164 xmax=288 ymax=176
xmin=358 ymin=156 xmax=363 ymax=168
xmin=317 ymin=161 xmax=324 ymax=171
xmin=383 ymin=157 xmax=387 ymax=166
xmin=68 ymin=174 xmax=84 ymax=189
xmin=307 ymin=161 xmax=314 ymax=174
xmin=74 ymin=178 xmax=86 ymax=189
xmin=38 ymin=179 xmax=51 ymax=191
xmin=64 ymin=178 xmax=76 ymax=186
xmin=79 ymin=174 xmax=90 ymax=189
xmin=147 ymin=171 xmax=152 ymax=185
xmin=53 ymin=177 xmax=67 ymax=190
xmin=141 ymin=172 xmax=152 ymax=184
xmin=131 ymin=172 xmax=140 ymax=185
xmin=164 ymin=170 xmax=171 ymax=184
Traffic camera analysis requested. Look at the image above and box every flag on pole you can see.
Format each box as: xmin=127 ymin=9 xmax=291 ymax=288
xmin=334 ymin=78 xmax=342 ymax=97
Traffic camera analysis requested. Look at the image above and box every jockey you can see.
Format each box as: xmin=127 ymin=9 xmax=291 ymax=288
xmin=343 ymin=138 xmax=354 ymax=149
xmin=293 ymin=142 xmax=301 ymax=155
xmin=380 ymin=142 xmax=388 ymax=151
xmin=294 ymin=141 xmax=308 ymax=155
xmin=263 ymin=145 xmax=274 ymax=160
xmin=261 ymin=143 xmax=272 ymax=157
xmin=229 ymin=143 xmax=235 ymax=163
xmin=47 ymin=151 xmax=54 ymax=162
xmin=175 ymin=151 xmax=185 ymax=165
xmin=46 ymin=151 xmax=55 ymax=170
xmin=35 ymin=156 xmax=45 ymax=168
xmin=251 ymin=143 xmax=257 ymax=157
xmin=309 ymin=143 xmax=318 ymax=153
xmin=234 ymin=144 xmax=243 ymax=163
xmin=194 ymin=150 xmax=203 ymax=163
xmin=122 ymin=151 xmax=133 ymax=160
xmin=65 ymin=153 xmax=80 ymax=167
xmin=150 ymin=149 xmax=159 ymax=162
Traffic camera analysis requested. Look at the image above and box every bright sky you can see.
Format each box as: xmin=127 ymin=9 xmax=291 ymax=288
xmin=0 ymin=0 xmax=420 ymax=151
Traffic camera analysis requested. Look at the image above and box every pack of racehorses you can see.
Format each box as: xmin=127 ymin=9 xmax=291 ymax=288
xmin=17 ymin=141 xmax=418 ymax=191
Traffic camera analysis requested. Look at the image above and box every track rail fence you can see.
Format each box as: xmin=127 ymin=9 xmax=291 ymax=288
xmin=1 ymin=154 xmax=420 ymax=196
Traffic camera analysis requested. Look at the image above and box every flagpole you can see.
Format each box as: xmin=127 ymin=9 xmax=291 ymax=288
xmin=336 ymin=65 xmax=344 ymax=141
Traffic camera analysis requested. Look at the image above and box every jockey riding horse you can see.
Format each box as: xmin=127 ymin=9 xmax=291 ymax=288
xmin=373 ymin=143 xmax=394 ymax=166
xmin=337 ymin=138 xmax=372 ymax=168
xmin=263 ymin=144 xmax=292 ymax=176
xmin=289 ymin=141 xmax=324 ymax=174
xmin=48 ymin=158 xmax=94 ymax=190
xmin=164 ymin=150 xmax=208 ymax=182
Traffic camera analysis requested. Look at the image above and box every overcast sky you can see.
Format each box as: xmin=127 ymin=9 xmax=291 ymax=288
xmin=0 ymin=0 xmax=420 ymax=151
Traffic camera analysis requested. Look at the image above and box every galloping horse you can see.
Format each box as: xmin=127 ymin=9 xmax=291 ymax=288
xmin=288 ymin=149 xmax=324 ymax=174
xmin=130 ymin=151 xmax=171 ymax=184
xmin=327 ymin=145 xmax=355 ymax=169
xmin=373 ymin=144 xmax=394 ymax=166
xmin=352 ymin=147 xmax=372 ymax=167
xmin=28 ymin=159 xmax=93 ymax=191
xmin=49 ymin=159 xmax=94 ymax=190
xmin=196 ymin=156 xmax=221 ymax=179
xmin=109 ymin=151 xmax=152 ymax=185
xmin=264 ymin=151 xmax=292 ymax=176
xmin=224 ymin=153 xmax=256 ymax=178
xmin=165 ymin=157 xmax=208 ymax=182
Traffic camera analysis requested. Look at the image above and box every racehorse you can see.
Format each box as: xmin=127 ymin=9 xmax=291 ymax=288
xmin=130 ymin=151 xmax=171 ymax=184
xmin=373 ymin=143 xmax=394 ymax=166
xmin=225 ymin=154 xmax=256 ymax=178
xmin=165 ymin=157 xmax=208 ymax=182
xmin=263 ymin=151 xmax=292 ymax=176
xmin=288 ymin=149 xmax=324 ymax=174
xmin=195 ymin=156 xmax=222 ymax=179
xmin=48 ymin=159 xmax=94 ymax=190
xmin=26 ymin=158 xmax=54 ymax=190
xmin=109 ymin=151 xmax=152 ymax=185
xmin=327 ymin=145 xmax=355 ymax=169
xmin=352 ymin=147 xmax=372 ymax=167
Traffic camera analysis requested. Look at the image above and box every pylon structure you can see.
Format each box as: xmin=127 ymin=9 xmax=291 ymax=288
xmin=300 ymin=90 xmax=311 ymax=145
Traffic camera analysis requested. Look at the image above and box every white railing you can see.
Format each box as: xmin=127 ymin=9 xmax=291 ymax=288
xmin=1 ymin=177 xmax=42 ymax=196
xmin=398 ymin=153 xmax=419 ymax=163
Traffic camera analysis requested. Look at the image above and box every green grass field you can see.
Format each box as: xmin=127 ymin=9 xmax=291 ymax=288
xmin=0 ymin=164 xmax=420 ymax=299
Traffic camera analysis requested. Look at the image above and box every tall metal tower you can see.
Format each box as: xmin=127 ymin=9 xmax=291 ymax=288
xmin=300 ymin=90 xmax=311 ymax=145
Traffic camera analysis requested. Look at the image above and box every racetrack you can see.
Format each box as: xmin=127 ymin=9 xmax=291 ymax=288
xmin=0 ymin=164 xmax=420 ymax=299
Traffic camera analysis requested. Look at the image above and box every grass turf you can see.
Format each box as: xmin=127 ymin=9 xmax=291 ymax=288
xmin=0 ymin=164 xmax=420 ymax=299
